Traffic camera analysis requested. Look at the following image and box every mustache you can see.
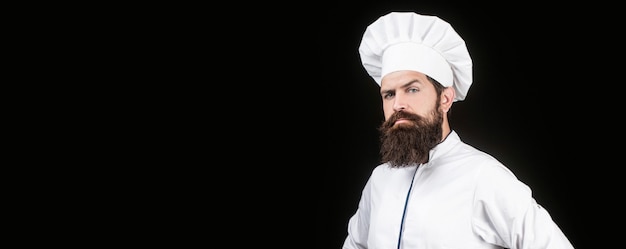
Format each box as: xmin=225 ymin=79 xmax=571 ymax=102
xmin=385 ymin=111 xmax=423 ymax=125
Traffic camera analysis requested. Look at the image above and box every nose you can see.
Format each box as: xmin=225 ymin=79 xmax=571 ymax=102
xmin=393 ymin=96 xmax=406 ymax=112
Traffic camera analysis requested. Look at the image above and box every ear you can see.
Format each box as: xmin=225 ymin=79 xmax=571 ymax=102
xmin=441 ymin=87 xmax=455 ymax=112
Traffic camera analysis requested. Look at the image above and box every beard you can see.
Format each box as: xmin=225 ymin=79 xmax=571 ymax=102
xmin=378 ymin=108 xmax=443 ymax=168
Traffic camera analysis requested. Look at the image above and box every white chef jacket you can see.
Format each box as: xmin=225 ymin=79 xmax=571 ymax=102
xmin=342 ymin=131 xmax=574 ymax=249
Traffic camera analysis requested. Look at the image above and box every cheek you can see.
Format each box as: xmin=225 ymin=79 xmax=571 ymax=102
xmin=413 ymin=99 xmax=437 ymax=113
xmin=382 ymin=104 xmax=394 ymax=120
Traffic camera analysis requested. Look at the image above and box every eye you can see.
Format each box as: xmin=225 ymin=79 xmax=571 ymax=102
xmin=407 ymin=87 xmax=419 ymax=93
xmin=382 ymin=92 xmax=395 ymax=99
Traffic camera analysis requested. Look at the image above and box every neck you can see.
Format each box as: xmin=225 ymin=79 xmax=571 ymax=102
xmin=440 ymin=118 xmax=451 ymax=142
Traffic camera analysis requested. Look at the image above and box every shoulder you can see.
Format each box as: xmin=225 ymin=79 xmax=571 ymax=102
xmin=442 ymin=138 xmax=512 ymax=174
xmin=441 ymin=138 xmax=526 ymax=192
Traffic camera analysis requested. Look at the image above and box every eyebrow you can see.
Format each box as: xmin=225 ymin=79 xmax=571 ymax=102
xmin=381 ymin=79 xmax=421 ymax=95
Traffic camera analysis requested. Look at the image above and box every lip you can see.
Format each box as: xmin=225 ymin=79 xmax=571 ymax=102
xmin=395 ymin=119 xmax=411 ymax=125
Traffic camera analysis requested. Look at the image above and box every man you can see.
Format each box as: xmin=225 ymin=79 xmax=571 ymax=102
xmin=342 ymin=12 xmax=574 ymax=248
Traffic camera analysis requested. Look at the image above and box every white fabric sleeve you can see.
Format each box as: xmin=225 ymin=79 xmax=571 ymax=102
xmin=342 ymin=176 xmax=373 ymax=249
xmin=471 ymin=163 xmax=575 ymax=249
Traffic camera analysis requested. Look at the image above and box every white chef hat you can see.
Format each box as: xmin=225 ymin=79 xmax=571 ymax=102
xmin=359 ymin=12 xmax=473 ymax=101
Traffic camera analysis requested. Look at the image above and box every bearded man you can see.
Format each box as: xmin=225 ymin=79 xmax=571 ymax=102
xmin=342 ymin=11 xmax=574 ymax=249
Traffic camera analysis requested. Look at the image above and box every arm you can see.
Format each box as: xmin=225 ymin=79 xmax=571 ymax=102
xmin=471 ymin=163 xmax=574 ymax=249
xmin=342 ymin=177 xmax=373 ymax=249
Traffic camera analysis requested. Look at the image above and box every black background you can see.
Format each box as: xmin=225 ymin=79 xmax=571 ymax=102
xmin=317 ymin=2 xmax=622 ymax=248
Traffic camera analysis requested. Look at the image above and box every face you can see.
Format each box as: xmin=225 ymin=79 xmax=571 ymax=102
xmin=379 ymin=70 xmax=439 ymax=122
xmin=378 ymin=70 xmax=444 ymax=167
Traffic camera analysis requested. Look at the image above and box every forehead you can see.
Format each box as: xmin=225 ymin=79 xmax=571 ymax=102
xmin=381 ymin=70 xmax=430 ymax=89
